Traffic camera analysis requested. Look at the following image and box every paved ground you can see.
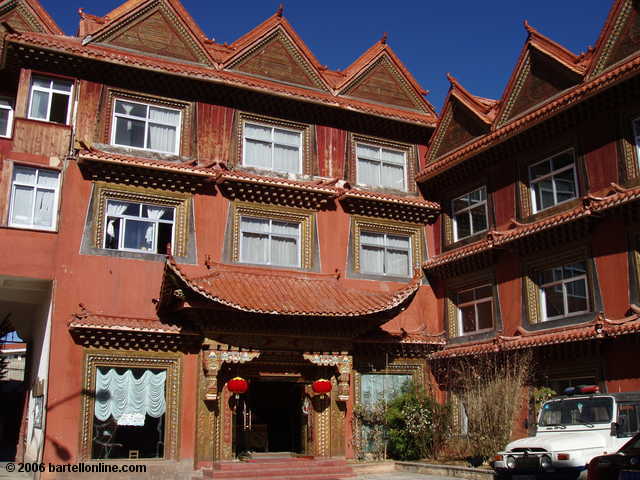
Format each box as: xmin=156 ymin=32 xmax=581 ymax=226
xmin=357 ymin=473 xmax=460 ymax=480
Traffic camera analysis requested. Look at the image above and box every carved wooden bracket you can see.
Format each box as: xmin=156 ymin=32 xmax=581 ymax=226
xmin=303 ymin=352 xmax=352 ymax=402
xmin=202 ymin=349 xmax=261 ymax=401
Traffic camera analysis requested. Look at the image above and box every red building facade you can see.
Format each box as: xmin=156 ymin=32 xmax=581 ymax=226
xmin=0 ymin=0 xmax=638 ymax=477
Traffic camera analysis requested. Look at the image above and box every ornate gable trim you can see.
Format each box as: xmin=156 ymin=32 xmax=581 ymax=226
xmin=87 ymin=0 xmax=215 ymax=66
xmin=0 ymin=0 xmax=63 ymax=35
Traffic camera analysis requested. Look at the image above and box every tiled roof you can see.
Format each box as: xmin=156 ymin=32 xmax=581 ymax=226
xmin=160 ymin=257 xmax=422 ymax=317
xmin=68 ymin=312 xmax=196 ymax=335
xmin=218 ymin=170 xmax=342 ymax=196
xmin=340 ymin=188 xmax=439 ymax=210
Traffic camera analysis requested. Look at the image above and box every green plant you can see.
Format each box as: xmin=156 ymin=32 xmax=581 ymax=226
xmin=531 ymin=386 xmax=556 ymax=414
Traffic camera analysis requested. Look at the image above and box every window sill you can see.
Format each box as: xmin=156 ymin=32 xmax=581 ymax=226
xmin=443 ymin=230 xmax=489 ymax=252
xmin=521 ymin=197 xmax=581 ymax=223
xmin=522 ymin=311 xmax=596 ymax=332
xmin=353 ymin=183 xmax=412 ymax=196
xmin=448 ymin=328 xmax=497 ymax=345
xmin=234 ymin=261 xmax=309 ymax=272
xmin=2 ymin=224 xmax=58 ymax=234
xmin=94 ymin=143 xmax=188 ymax=164
xmin=21 ymin=117 xmax=71 ymax=129
xmin=347 ymin=270 xmax=414 ymax=284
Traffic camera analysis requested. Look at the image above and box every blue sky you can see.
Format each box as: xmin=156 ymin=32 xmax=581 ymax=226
xmin=40 ymin=0 xmax=612 ymax=112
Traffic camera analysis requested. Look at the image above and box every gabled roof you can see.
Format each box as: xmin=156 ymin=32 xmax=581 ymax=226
xmin=158 ymin=257 xmax=422 ymax=317
xmin=80 ymin=0 xmax=216 ymax=66
xmin=493 ymin=21 xmax=588 ymax=128
xmin=0 ymin=0 xmax=62 ymax=35
xmin=336 ymin=37 xmax=436 ymax=115
xmin=587 ymin=0 xmax=640 ymax=78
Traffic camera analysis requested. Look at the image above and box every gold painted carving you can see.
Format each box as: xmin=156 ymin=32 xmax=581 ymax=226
xmin=231 ymin=201 xmax=315 ymax=269
xmin=590 ymin=0 xmax=634 ymax=77
xmin=428 ymin=106 xmax=453 ymax=162
xmin=202 ymin=349 xmax=260 ymax=401
xmin=303 ymin=352 xmax=352 ymax=402
xmin=498 ymin=55 xmax=531 ymax=126
xmin=92 ymin=182 xmax=191 ymax=257
xmin=79 ymin=349 xmax=181 ymax=461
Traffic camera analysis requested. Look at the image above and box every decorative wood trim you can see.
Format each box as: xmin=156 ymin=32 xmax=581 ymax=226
xmin=620 ymin=113 xmax=640 ymax=183
xmin=231 ymin=201 xmax=315 ymax=269
xmin=427 ymin=105 xmax=453 ymax=163
xmin=497 ymin=54 xmax=532 ymax=127
xmin=101 ymin=88 xmax=193 ymax=158
xmin=91 ymin=182 xmax=191 ymax=257
xmin=79 ymin=349 xmax=182 ymax=461
xmin=351 ymin=215 xmax=424 ymax=275
xmin=233 ymin=112 xmax=312 ymax=174
xmin=590 ymin=0 xmax=635 ymax=78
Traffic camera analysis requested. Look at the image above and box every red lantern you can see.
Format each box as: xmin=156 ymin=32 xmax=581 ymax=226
xmin=312 ymin=379 xmax=332 ymax=395
xmin=228 ymin=377 xmax=249 ymax=395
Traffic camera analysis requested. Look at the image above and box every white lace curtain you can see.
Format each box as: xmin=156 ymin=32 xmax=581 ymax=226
xmin=240 ymin=218 xmax=298 ymax=266
xmin=144 ymin=206 xmax=167 ymax=245
xmin=148 ymin=107 xmax=179 ymax=153
xmin=94 ymin=368 xmax=166 ymax=426
xmin=106 ymin=201 xmax=128 ymax=239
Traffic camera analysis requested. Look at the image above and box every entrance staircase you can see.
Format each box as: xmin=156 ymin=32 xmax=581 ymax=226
xmin=202 ymin=453 xmax=355 ymax=480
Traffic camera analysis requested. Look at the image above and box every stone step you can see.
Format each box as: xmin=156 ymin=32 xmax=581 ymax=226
xmin=205 ymin=465 xmax=352 ymax=478
xmin=205 ymin=473 xmax=355 ymax=480
xmin=204 ymin=456 xmax=353 ymax=480
xmin=212 ymin=458 xmax=349 ymax=471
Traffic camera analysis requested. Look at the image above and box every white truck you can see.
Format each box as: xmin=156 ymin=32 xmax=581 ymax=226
xmin=493 ymin=386 xmax=640 ymax=480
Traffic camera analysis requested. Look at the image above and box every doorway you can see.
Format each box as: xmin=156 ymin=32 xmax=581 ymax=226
xmin=236 ymin=380 xmax=304 ymax=455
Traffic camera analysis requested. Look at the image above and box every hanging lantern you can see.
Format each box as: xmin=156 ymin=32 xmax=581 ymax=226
xmin=312 ymin=379 xmax=332 ymax=395
xmin=228 ymin=377 xmax=249 ymax=395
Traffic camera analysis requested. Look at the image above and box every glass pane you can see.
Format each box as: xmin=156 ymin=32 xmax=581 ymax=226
xmin=470 ymin=205 xmax=487 ymax=233
xmin=273 ymin=128 xmax=300 ymax=147
xmin=476 ymin=301 xmax=493 ymax=330
xmin=460 ymin=305 xmax=477 ymax=333
xmin=49 ymin=92 xmax=69 ymax=123
xmin=360 ymin=231 xmax=384 ymax=246
xmin=271 ymin=221 xmax=299 ymax=236
xmin=361 ymin=245 xmax=384 ymax=274
xmin=32 ymin=77 xmax=51 ymax=89
xmin=533 ymin=178 xmax=555 ymax=210
xmin=115 ymin=117 xmax=145 ymax=148
xmin=0 ymin=108 xmax=9 ymax=136
xmin=147 ymin=123 xmax=177 ymax=153
xmin=469 ymin=188 xmax=482 ymax=203
xmin=33 ymin=189 xmax=54 ymax=227
xmin=475 ymin=285 xmax=492 ymax=299
xmin=29 ymin=90 xmax=49 ymax=120
xmin=386 ymin=235 xmax=409 ymax=249
xmin=273 ymin=144 xmax=300 ymax=173
xmin=11 ymin=185 xmax=34 ymax=225
xmin=552 ymin=152 xmax=574 ymax=170
xmin=381 ymin=163 xmax=405 ymax=190
xmin=566 ymin=278 xmax=588 ymax=313
xmin=52 ymin=79 xmax=72 ymax=92
xmin=541 ymin=266 xmax=563 ymax=285
xmin=245 ymin=123 xmax=271 ymax=141
xmin=530 ymin=159 xmax=551 ymax=179
xmin=37 ymin=170 xmax=59 ymax=188
xmin=543 ymin=285 xmax=565 ymax=319
xmin=240 ymin=217 xmax=269 ymax=234
xmin=357 ymin=158 xmax=380 ymax=186
xmin=104 ymin=217 xmax=120 ymax=249
xmin=115 ymin=100 xmax=147 ymax=118
xmin=13 ymin=166 xmax=36 ymax=185
xmin=271 ymin=236 xmax=298 ymax=266
xmin=454 ymin=212 xmax=471 ymax=239
xmin=458 ymin=289 xmax=474 ymax=304
xmin=148 ymin=106 xmax=180 ymax=126
xmin=244 ymin=139 xmax=272 ymax=169
xmin=142 ymin=205 xmax=173 ymax=220
xmin=241 ymin=232 xmax=268 ymax=264
xmin=386 ymin=249 xmax=409 ymax=276
xmin=356 ymin=144 xmax=379 ymax=160
xmin=156 ymin=222 xmax=173 ymax=254
xmin=452 ymin=196 xmax=470 ymax=212
xmin=563 ymin=261 xmax=586 ymax=279
xmin=123 ymin=219 xmax=154 ymax=251
xmin=554 ymin=169 xmax=577 ymax=203
xmin=380 ymin=148 xmax=405 ymax=165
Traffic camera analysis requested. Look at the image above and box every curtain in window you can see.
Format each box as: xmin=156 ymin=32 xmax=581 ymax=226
xmin=357 ymin=158 xmax=380 ymax=186
xmin=144 ymin=206 xmax=166 ymax=246
xmin=147 ymin=107 xmax=179 ymax=153
xmin=11 ymin=186 xmax=34 ymax=225
xmin=273 ymin=129 xmax=300 ymax=173
xmin=240 ymin=217 xmax=269 ymax=263
xmin=33 ymin=189 xmax=54 ymax=227
xmin=106 ymin=201 xmax=129 ymax=240
xmin=360 ymin=232 xmax=384 ymax=274
xmin=29 ymin=90 xmax=49 ymax=120
xmin=271 ymin=221 xmax=299 ymax=266
xmin=386 ymin=236 xmax=410 ymax=276
xmin=94 ymin=369 xmax=166 ymax=426
xmin=381 ymin=163 xmax=404 ymax=190
xmin=245 ymin=140 xmax=271 ymax=169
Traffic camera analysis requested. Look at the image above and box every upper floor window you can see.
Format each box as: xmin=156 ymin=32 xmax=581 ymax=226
xmin=356 ymin=143 xmax=406 ymax=191
xmin=28 ymin=76 xmax=73 ymax=124
xmin=633 ymin=117 xmax=640 ymax=161
xmin=104 ymin=200 xmax=174 ymax=254
xmin=529 ymin=150 xmax=578 ymax=213
xmin=457 ymin=285 xmax=493 ymax=335
xmin=0 ymin=98 xmax=14 ymax=138
xmin=452 ymin=187 xmax=488 ymax=241
xmin=538 ymin=261 xmax=589 ymax=321
xmin=360 ymin=231 xmax=411 ymax=276
xmin=9 ymin=165 xmax=60 ymax=230
xmin=111 ymin=99 xmax=181 ymax=155
xmin=239 ymin=216 xmax=300 ymax=267
xmin=243 ymin=122 xmax=302 ymax=174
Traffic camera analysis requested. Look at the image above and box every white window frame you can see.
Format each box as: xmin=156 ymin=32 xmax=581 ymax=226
xmin=110 ymin=98 xmax=182 ymax=155
xmin=539 ymin=262 xmax=590 ymax=321
xmin=0 ymin=98 xmax=14 ymax=138
xmin=242 ymin=121 xmax=303 ymax=174
xmin=529 ymin=150 xmax=579 ymax=213
xmin=633 ymin=117 xmax=640 ymax=165
xmin=452 ymin=186 xmax=489 ymax=241
xmin=456 ymin=285 xmax=493 ymax=336
xmin=239 ymin=215 xmax=301 ymax=267
xmin=359 ymin=231 xmax=412 ymax=277
xmin=8 ymin=165 xmax=61 ymax=231
xmin=27 ymin=75 xmax=73 ymax=124
xmin=356 ymin=142 xmax=407 ymax=191
xmin=102 ymin=200 xmax=176 ymax=254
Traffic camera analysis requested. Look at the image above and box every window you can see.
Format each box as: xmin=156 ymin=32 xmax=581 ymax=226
xmin=239 ymin=216 xmax=300 ymax=267
xmin=529 ymin=150 xmax=578 ymax=212
xmin=9 ymin=166 xmax=60 ymax=230
xmin=452 ymin=187 xmax=488 ymax=241
xmin=360 ymin=231 xmax=411 ymax=276
xmin=111 ymin=99 xmax=181 ymax=154
xmin=356 ymin=143 xmax=406 ymax=190
xmin=0 ymin=98 xmax=13 ymax=137
xmin=633 ymin=118 xmax=640 ymax=163
xmin=538 ymin=261 xmax=589 ymax=321
xmin=28 ymin=76 xmax=73 ymax=124
xmin=103 ymin=200 xmax=174 ymax=254
xmin=243 ymin=122 xmax=302 ymax=173
xmin=456 ymin=285 xmax=493 ymax=335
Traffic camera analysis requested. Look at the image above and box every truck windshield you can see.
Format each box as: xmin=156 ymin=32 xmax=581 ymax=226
xmin=539 ymin=397 xmax=613 ymax=426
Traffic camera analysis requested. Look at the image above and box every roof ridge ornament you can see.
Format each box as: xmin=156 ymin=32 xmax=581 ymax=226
xmin=380 ymin=32 xmax=388 ymax=45
xmin=276 ymin=4 xmax=284 ymax=17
